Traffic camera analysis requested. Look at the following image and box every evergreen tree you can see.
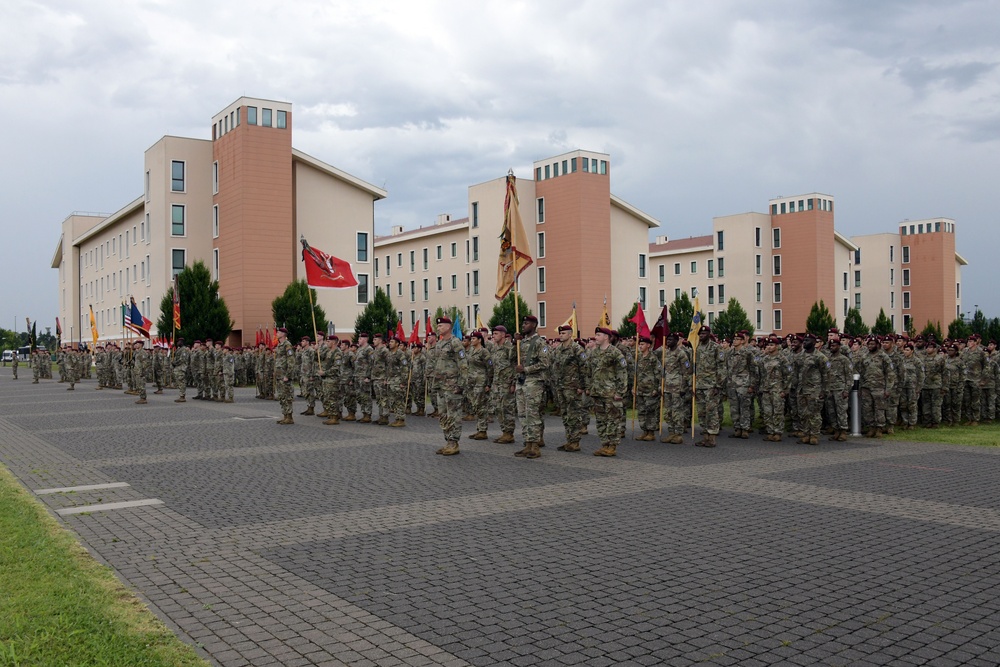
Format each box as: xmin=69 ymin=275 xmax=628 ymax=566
xmin=353 ymin=287 xmax=399 ymax=343
xmin=617 ymin=302 xmax=640 ymax=338
xmin=947 ymin=317 xmax=971 ymax=340
xmin=969 ymin=309 xmax=988 ymax=338
xmin=919 ymin=320 xmax=943 ymax=342
xmin=156 ymin=261 xmax=233 ymax=344
xmin=270 ymin=280 xmax=328 ymax=343
xmin=987 ymin=318 xmax=1000 ymax=345
xmin=669 ymin=292 xmax=695 ymax=337
xmin=805 ymin=300 xmax=837 ymax=337
xmin=487 ymin=292 xmax=532 ymax=335
xmin=843 ymin=308 xmax=869 ymax=336
xmin=871 ymin=308 xmax=894 ymax=335
xmin=714 ymin=298 xmax=754 ymax=340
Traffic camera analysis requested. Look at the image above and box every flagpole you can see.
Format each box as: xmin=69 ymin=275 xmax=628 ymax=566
xmin=403 ymin=347 xmax=414 ymax=415
xmin=631 ymin=323 xmax=640 ymax=438
xmin=305 ymin=282 xmax=321 ymax=366
xmin=691 ymin=345 xmax=697 ymax=439
xmin=658 ymin=335 xmax=667 ymax=439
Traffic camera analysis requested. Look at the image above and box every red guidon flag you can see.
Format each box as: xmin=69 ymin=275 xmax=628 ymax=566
xmin=300 ymin=237 xmax=358 ymax=289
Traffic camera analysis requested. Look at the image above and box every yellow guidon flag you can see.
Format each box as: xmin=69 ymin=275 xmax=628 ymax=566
xmin=560 ymin=306 xmax=578 ymax=339
xmin=598 ymin=300 xmax=611 ymax=329
xmin=89 ymin=305 xmax=99 ymax=346
xmin=495 ymin=173 xmax=533 ymax=300
xmin=688 ymin=294 xmax=702 ymax=351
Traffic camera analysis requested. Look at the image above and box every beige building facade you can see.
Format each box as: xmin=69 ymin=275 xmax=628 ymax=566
xmin=53 ymin=97 xmax=386 ymax=346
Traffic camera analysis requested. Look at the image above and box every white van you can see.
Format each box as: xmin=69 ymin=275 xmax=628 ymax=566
xmin=1 ymin=350 xmax=11 ymax=363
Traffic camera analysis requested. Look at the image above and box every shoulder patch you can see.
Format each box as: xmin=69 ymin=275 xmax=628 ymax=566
xmin=542 ymin=346 xmax=549 ymax=353
xmin=620 ymin=359 xmax=627 ymax=367
xmin=458 ymin=350 xmax=465 ymax=358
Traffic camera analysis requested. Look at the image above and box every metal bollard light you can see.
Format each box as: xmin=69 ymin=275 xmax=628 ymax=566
xmin=849 ymin=373 xmax=862 ymax=436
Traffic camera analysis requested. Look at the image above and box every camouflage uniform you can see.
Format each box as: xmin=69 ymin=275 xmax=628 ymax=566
xmin=634 ymin=346 xmax=663 ymax=437
xmin=409 ymin=350 xmax=426 ymax=414
xmin=982 ymin=351 xmax=998 ymax=422
xmin=11 ymin=351 xmax=18 ymax=380
xmin=725 ymin=344 xmax=756 ymax=435
xmin=921 ymin=348 xmax=946 ymax=427
xmin=386 ymin=345 xmax=410 ymax=424
xmin=465 ymin=344 xmax=493 ymax=435
xmin=221 ymin=348 xmax=236 ymax=402
xmin=433 ymin=335 xmax=467 ymax=451
xmin=274 ymin=337 xmax=297 ymax=421
xmin=371 ymin=342 xmax=390 ymax=422
xmin=132 ymin=346 xmax=149 ymax=401
xmin=550 ymin=339 xmax=587 ymax=446
xmin=661 ymin=344 xmax=693 ymax=441
xmin=353 ymin=343 xmax=375 ymax=420
xmin=172 ymin=345 xmax=190 ymax=401
xmin=319 ymin=343 xmax=342 ymax=421
xmin=192 ymin=346 xmax=206 ymax=399
xmin=858 ymin=345 xmax=894 ymax=435
xmin=424 ymin=340 xmax=439 ymax=416
xmin=340 ymin=345 xmax=355 ymax=417
xmin=962 ymin=343 xmax=987 ymax=424
xmin=694 ymin=339 xmax=726 ymax=441
xmin=943 ymin=350 xmax=965 ymax=425
xmin=757 ymin=350 xmax=792 ymax=437
xmin=516 ymin=332 xmax=549 ymax=446
xmin=824 ymin=347 xmax=854 ymax=436
xmin=586 ymin=343 xmax=628 ymax=454
xmin=795 ymin=348 xmax=829 ymax=442
xmin=899 ymin=352 xmax=924 ymax=428
xmin=884 ymin=345 xmax=905 ymax=429
xmin=490 ymin=339 xmax=517 ymax=441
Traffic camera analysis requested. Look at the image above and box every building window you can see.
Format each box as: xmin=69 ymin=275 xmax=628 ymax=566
xmin=436 ymin=245 xmax=442 ymax=260
xmin=854 ymin=249 xmax=861 ymax=264
xmin=902 ymin=246 xmax=910 ymax=263
xmin=385 ymin=255 xmax=390 ymax=276
xmin=145 ymin=170 xmax=150 ymax=201
xmin=171 ymin=160 xmax=185 ymax=192
xmin=171 ymin=249 xmax=185 ymax=277
xmin=472 ymin=236 xmax=479 ymax=262
xmin=472 ymin=270 xmax=480 ymax=296
xmin=772 ymin=228 xmax=781 ymax=249
xmin=262 ymin=108 xmax=272 ymax=127
xmin=773 ymin=310 xmax=782 ymax=330
xmin=639 ymin=287 xmax=647 ymax=309
xmin=717 ymin=231 xmax=724 ymax=251
xmin=708 ymin=286 xmax=715 ymax=305
xmin=854 ymin=270 xmax=861 ymax=288
xmin=466 ymin=273 xmax=470 ymax=296
xmin=755 ymin=254 xmax=762 ymax=276
xmin=659 ymin=264 xmax=665 ymax=283
xmin=213 ymin=248 xmax=219 ymax=281
xmin=855 ymin=293 xmax=862 ymax=310
xmin=675 ymin=288 xmax=681 ymax=300
xmin=843 ymin=272 xmax=848 ymax=291
xmin=844 ymin=299 xmax=849 ymax=317
xmin=436 ymin=276 xmax=443 ymax=291
xmin=690 ymin=261 xmax=697 ymax=274
xmin=537 ymin=267 xmax=546 ymax=293
xmin=247 ymin=106 xmax=257 ymax=124
xmin=465 ymin=240 xmax=470 ymax=263
xmin=600 ymin=160 xmax=608 ymax=175
xmin=544 ymin=165 xmax=550 ymax=179
xmin=773 ymin=255 xmax=781 ymax=276
xmin=639 ymin=253 xmax=647 ymax=278
xmin=674 ymin=263 xmax=681 ymax=275
xmin=374 ymin=258 xmax=379 ymax=278
xmin=171 ymin=205 xmax=185 ymax=236
xmin=718 ymin=284 xmax=725 ymax=303
xmin=773 ymin=283 xmax=782 ymax=303
xmin=409 ymin=250 xmax=415 ymax=272
xmin=356 ymin=275 xmax=369 ymax=303
xmin=276 ymin=110 xmax=287 ymax=129
xmin=891 ymin=292 xmax=896 ymax=309
xmin=537 ymin=232 xmax=545 ymax=258
xmin=450 ymin=242 xmax=457 ymax=258
xmin=536 ymin=198 xmax=545 ymax=224
xmin=451 ymin=274 xmax=458 ymax=290
xmin=889 ymin=245 xmax=894 ymax=263
xmin=902 ymin=269 xmax=910 ymax=286
xmin=756 ymin=282 xmax=762 ymax=303
xmin=213 ymin=206 xmax=219 ymax=238
xmin=956 ymin=283 xmax=960 ymax=299
xmin=357 ymin=232 xmax=369 ymax=262
xmin=755 ymin=227 xmax=761 ymax=247
xmin=472 ymin=202 xmax=479 ymax=228
xmin=410 ymin=281 xmax=416 ymax=302
xmin=756 ymin=310 xmax=763 ymax=330
xmin=397 ymin=282 xmax=403 ymax=297
xmin=538 ymin=301 xmax=546 ymax=328
xmin=659 ymin=289 xmax=666 ymax=307
xmin=212 ymin=162 xmax=219 ymax=194
xmin=903 ymin=292 xmax=910 ymax=309
xmin=708 ymin=312 xmax=715 ymax=326
xmin=422 ymin=248 xmax=429 ymax=270
xmin=718 ymin=258 xmax=724 ymax=278
xmin=890 ymin=268 xmax=894 ymax=286
xmin=708 ymin=260 xmax=714 ymax=278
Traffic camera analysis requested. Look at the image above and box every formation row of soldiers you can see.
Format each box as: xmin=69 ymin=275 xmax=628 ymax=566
xmin=32 ymin=323 xmax=1000 ymax=458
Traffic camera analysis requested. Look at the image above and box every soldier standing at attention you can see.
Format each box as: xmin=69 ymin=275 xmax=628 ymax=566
xmin=319 ymin=335 xmax=342 ymax=424
xmin=824 ymin=337 xmax=854 ymax=441
xmin=338 ymin=338 xmax=355 ymax=419
xmin=586 ymin=327 xmax=628 ymax=457
xmin=274 ymin=328 xmax=296 ymax=424
xmin=191 ymin=341 xmax=205 ymax=399
xmin=693 ymin=325 xmax=725 ymax=448
xmin=465 ymin=331 xmax=493 ymax=440
xmin=758 ymin=337 xmax=792 ymax=441
xmin=371 ymin=333 xmax=390 ymax=424
xmin=11 ymin=349 xmax=17 ymax=380
xmin=424 ymin=332 xmax=440 ymax=418
xmin=550 ymin=324 xmax=587 ymax=450
xmin=659 ymin=332 xmax=693 ymax=444
xmin=858 ymin=336 xmax=894 ymax=437
xmin=962 ymin=334 xmax=987 ymax=426
xmin=898 ymin=343 xmax=924 ymax=429
xmin=172 ymin=339 xmax=190 ymax=402
xmin=514 ymin=315 xmax=549 ymax=459
xmin=221 ymin=345 xmax=236 ymax=403
xmin=796 ymin=334 xmax=829 ymax=445
xmin=133 ymin=340 xmax=149 ymax=404
xmin=725 ymin=331 xmax=756 ymax=440
xmin=298 ymin=336 xmax=319 ymax=416
xmin=920 ymin=340 xmax=945 ymax=428
xmin=432 ymin=317 xmax=467 ymax=456
xmin=489 ymin=326 xmax=517 ymax=444
xmin=386 ymin=336 xmax=409 ymax=427
xmin=353 ymin=333 xmax=375 ymax=423
xmin=409 ymin=343 xmax=426 ymax=416
xmin=633 ymin=335 xmax=662 ymax=442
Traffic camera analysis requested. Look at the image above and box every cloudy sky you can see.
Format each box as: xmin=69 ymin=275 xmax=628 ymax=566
xmin=2 ymin=0 xmax=998 ymax=334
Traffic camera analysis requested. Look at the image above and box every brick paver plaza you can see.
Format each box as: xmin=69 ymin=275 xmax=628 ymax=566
xmin=2 ymin=366 xmax=1000 ymax=666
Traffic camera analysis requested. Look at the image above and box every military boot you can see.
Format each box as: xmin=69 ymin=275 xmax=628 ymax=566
xmin=739 ymin=430 xmax=749 ymax=439
xmin=440 ymin=441 xmax=460 ymax=456
xmin=135 ymin=398 xmax=146 ymax=404
xmin=153 ymin=389 xmax=163 ymax=395
xmin=798 ymin=436 xmax=811 ymax=444
xmin=358 ymin=414 xmax=372 ymax=423
xmin=671 ymin=434 xmax=685 ymax=444
xmin=416 ymin=408 xmax=426 ymax=417
xmin=389 ymin=419 xmax=406 ymax=427
xmin=524 ymin=442 xmax=541 ymax=459
xmin=593 ymin=444 xmax=612 ymax=457
xmin=835 ymin=431 xmax=848 ymax=441
xmin=300 ymin=406 xmax=315 ymax=416
xmin=377 ymin=415 xmax=389 ymax=425
xmin=808 ymin=435 xmax=819 ymax=445
xmin=174 ymin=397 xmax=186 ymax=403
xmin=872 ymin=428 xmax=883 ymax=439
xmin=323 ymin=416 xmax=341 ymax=425
xmin=462 ymin=414 xmax=475 ymax=421
xmin=276 ymin=413 xmax=294 ymax=425
xmin=468 ymin=431 xmax=488 ymax=440
xmin=429 ymin=409 xmax=441 ymax=418
xmin=317 ymin=411 xmax=328 ymax=418
xmin=514 ymin=443 xmax=532 ymax=457
xmin=493 ymin=432 xmax=515 ymax=444
xmin=342 ymin=413 xmax=356 ymax=421
xmin=702 ymin=434 xmax=717 ymax=448
xmin=659 ymin=433 xmax=672 ymax=443
xmin=557 ymin=441 xmax=581 ymax=452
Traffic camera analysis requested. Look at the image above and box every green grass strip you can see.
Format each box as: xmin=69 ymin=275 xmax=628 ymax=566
xmin=883 ymin=420 xmax=1000 ymax=447
xmin=0 ymin=464 xmax=209 ymax=667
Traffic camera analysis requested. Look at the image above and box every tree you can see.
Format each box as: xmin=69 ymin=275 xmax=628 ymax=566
xmin=669 ymin=292 xmax=695 ymax=337
xmin=987 ymin=318 xmax=1000 ymax=345
xmin=919 ymin=320 xmax=943 ymax=342
xmin=871 ymin=308 xmax=894 ymax=335
xmin=0 ymin=328 xmax=20 ymax=352
xmin=156 ymin=261 xmax=233 ymax=344
xmin=487 ymin=292 xmax=532 ymax=335
xmin=843 ymin=308 xmax=869 ymax=337
xmin=714 ymin=298 xmax=754 ymax=341
xmin=353 ymin=287 xmax=398 ymax=343
xmin=947 ymin=317 xmax=971 ymax=340
xmin=969 ymin=309 xmax=988 ymax=338
xmin=804 ymin=300 xmax=836 ymax=337
xmin=617 ymin=302 xmax=640 ymax=338
xmin=271 ymin=280 xmax=328 ymax=343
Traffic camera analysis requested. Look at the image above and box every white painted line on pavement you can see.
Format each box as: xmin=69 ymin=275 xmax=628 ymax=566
xmin=56 ymin=499 xmax=164 ymax=515
xmin=36 ymin=482 xmax=131 ymax=495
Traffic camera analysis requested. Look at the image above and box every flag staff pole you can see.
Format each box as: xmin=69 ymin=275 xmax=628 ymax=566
xmin=631 ymin=300 xmax=640 ymax=439
xmin=299 ymin=236 xmax=322 ymax=367
xmin=658 ymin=332 xmax=667 ymax=440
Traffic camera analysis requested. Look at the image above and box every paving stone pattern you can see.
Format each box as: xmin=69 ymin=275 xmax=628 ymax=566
xmin=2 ymin=365 xmax=1000 ymax=666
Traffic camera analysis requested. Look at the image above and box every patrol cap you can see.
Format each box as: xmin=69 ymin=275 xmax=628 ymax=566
xmin=493 ymin=325 xmax=507 ymax=333
xmin=595 ymin=326 xmax=614 ymax=337
xmin=435 ymin=316 xmax=452 ymax=325
xmin=557 ymin=324 xmax=573 ymax=332
xmin=522 ymin=315 xmax=538 ymax=324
